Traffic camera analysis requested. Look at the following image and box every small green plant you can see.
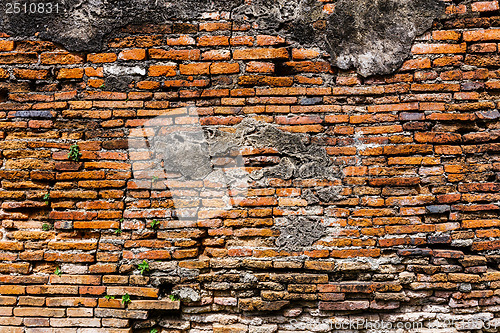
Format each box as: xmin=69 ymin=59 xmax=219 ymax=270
xmin=42 ymin=223 xmax=52 ymax=231
xmin=104 ymin=295 xmax=115 ymax=300
xmin=54 ymin=267 xmax=62 ymax=276
xmin=43 ymin=193 xmax=50 ymax=204
xmin=150 ymin=219 xmax=160 ymax=230
xmin=138 ymin=260 xmax=150 ymax=275
xmin=99 ymin=83 xmax=106 ymax=89
xmin=150 ymin=329 xmax=159 ymax=333
xmin=115 ymin=218 xmax=123 ymax=235
xmin=121 ymin=293 xmax=131 ymax=305
xmin=68 ymin=144 xmax=82 ymax=162
xmin=152 ymin=175 xmax=159 ymax=183
xmin=168 ymin=294 xmax=179 ymax=301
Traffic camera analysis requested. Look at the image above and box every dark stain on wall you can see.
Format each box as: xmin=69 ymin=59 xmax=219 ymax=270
xmin=0 ymin=0 xmax=245 ymax=52
xmin=0 ymin=0 xmax=449 ymax=76
xmin=326 ymin=0 xmax=446 ymax=76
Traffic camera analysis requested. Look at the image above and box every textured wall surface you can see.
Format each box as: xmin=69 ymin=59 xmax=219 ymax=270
xmin=0 ymin=0 xmax=499 ymax=332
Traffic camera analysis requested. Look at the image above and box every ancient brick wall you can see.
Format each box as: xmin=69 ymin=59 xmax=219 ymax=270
xmin=0 ymin=0 xmax=500 ymax=332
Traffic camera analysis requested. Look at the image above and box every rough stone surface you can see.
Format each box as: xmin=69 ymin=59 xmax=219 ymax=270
xmin=172 ymin=287 xmax=201 ymax=303
xmin=155 ymin=129 xmax=214 ymax=180
xmin=275 ymin=216 xmax=326 ymax=251
xmin=233 ymin=0 xmax=325 ymax=43
xmin=327 ymin=0 xmax=446 ymax=76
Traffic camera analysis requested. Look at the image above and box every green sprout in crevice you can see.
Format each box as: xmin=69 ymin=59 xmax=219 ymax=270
xmin=121 ymin=293 xmax=131 ymax=305
xmin=152 ymin=175 xmax=159 ymax=183
xmin=138 ymin=259 xmax=150 ymax=275
xmin=104 ymin=295 xmax=115 ymax=300
xmin=42 ymin=223 xmax=52 ymax=231
xmin=150 ymin=219 xmax=160 ymax=230
xmin=68 ymin=144 xmax=82 ymax=162
xmin=168 ymin=294 xmax=179 ymax=302
xmin=54 ymin=267 xmax=62 ymax=276
xmin=150 ymin=329 xmax=159 ymax=333
xmin=115 ymin=218 xmax=123 ymax=235
xmin=43 ymin=193 xmax=50 ymax=205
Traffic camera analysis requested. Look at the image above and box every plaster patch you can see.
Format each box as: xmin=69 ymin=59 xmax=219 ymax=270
xmin=275 ymin=216 xmax=326 ymax=251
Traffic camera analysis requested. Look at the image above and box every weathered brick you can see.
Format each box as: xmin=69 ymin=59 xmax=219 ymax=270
xmin=233 ymin=48 xmax=289 ymax=60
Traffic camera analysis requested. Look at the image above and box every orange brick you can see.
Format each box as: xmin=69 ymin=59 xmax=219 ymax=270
xmin=433 ymin=30 xmax=461 ymax=41
xmin=199 ymin=22 xmax=230 ymax=32
xmin=230 ymin=36 xmax=255 ymax=46
xmin=464 ymin=29 xmax=500 ymax=42
xmin=167 ymin=35 xmax=196 ymax=46
xmin=149 ymin=49 xmax=200 ymax=60
xmin=400 ymin=58 xmax=431 ymax=70
xmin=87 ymin=53 xmax=117 ymax=63
xmin=57 ymin=68 xmax=84 ymax=79
xmin=233 ymin=48 xmax=289 ymax=60
xmin=471 ymin=1 xmax=499 ymax=11
xmin=292 ymin=48 xmax=320 ymax=60
xmin=0 ymin=52 xmax=37 ymax=64
xmin=148 ymin=64 xmax=177 ymax=77
xmin=179 ymin=62 xmax=210 ymax=75
xmin=463 ymin=219 xmax=500 ymax=228
xmin=411 ymin=43 xmax=466 ymax=54
xmin=246 ymin=61 xmax=275 ymax=73
xmin=256 ymin=35 xmax=285 ymax=46
xmin=118 ymin=48 xmax=146 ymax=60
xmin=13 ymin=69 xmax=50 ymax=79
xmin=0 ymin=40 xmax=15 ymax=51
xmin=198 ymin=35 xmax=229 ymax=46
xmin=330 ymin=249 xmax=381 ymax=258
xmin=210 ymin=62 xmax=240 ymax=75
xmin=84 ymin=67 xmax=104 ymax=77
